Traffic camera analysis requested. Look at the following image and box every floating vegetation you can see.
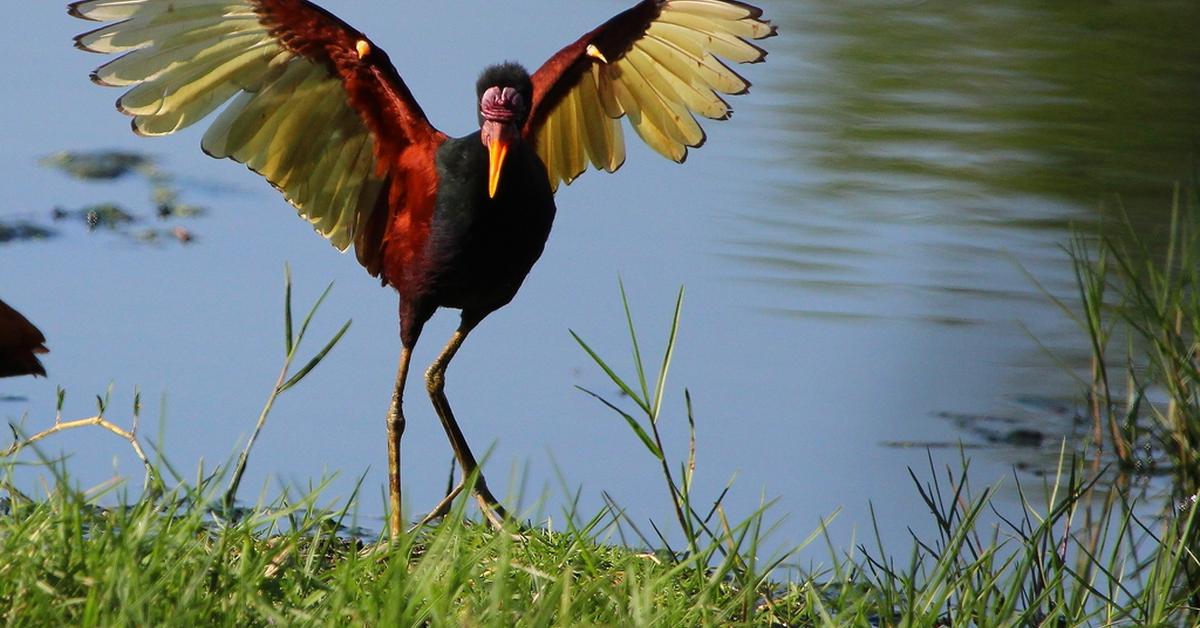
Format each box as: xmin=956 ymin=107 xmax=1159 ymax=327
xmin=156 ymin=201 xmax=206 ymax=220
xmin=27 ymin=149 xmax=209 ymax=246
xmin=0 ymin=221 xmax=56 ymax=244
xmin=133 ymin=226 xmax=196 ymax=245
xmin=52 ymin=203 xmax=136 ymax=231
xmin=39 ymin=150 xmax=155 ymax=181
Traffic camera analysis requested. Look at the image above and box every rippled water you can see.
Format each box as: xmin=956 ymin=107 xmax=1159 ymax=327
xmin=741 ymin=0 xmax=1199 ymax=320
xmin=2 ymin=1 xmax=1198 ymax=555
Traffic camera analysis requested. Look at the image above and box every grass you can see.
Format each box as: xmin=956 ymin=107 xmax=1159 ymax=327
xmin=0 ymin=472 xmax=809 ymax=625
xmin=2 ymin=444 xmax=1196 ymax=625
xmin=3 ymin=433 xmax=1196 ymax=624
xmin=3 ymin=194 xmax=1200 ymax=624
xmin=1051 ymin=183 xmax=1200 ymax=488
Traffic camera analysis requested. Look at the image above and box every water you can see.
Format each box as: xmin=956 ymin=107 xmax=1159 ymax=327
xmin=2 ymin=1 xmax=1197 ymax=557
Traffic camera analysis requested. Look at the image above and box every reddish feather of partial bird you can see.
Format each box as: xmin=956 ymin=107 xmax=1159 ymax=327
xmin=0 ymin=299 xmax=48 ymax=378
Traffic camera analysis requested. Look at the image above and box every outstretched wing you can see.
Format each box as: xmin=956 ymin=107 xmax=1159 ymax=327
xmin=525 ymin=0 xmax=775 ymax=191
xmin=70 ymin=0 xmax=446 ymax=276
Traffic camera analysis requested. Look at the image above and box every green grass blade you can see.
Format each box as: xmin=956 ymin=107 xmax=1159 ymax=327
xmin=619 ymin=278 xmax=651 ymax=408
xmin=651 ymin=287 xmax=685 ymax=423
xmin=575 ymin=385 xmax=662 ymax=460
xmin=283 ymin=264 xmax=294 ymax=357
xmin=569 ymin=329 xmax=650 ymax=414
xmin=294 ymin=281 xmax=337 ymax=351
xmin=280 ymin=319 xmax=352 ymax=394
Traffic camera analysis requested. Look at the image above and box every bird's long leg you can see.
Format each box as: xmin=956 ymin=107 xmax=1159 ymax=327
xmin=424 ymin=323 xmax=510 ymax=528
xmin=386 ymin=346 xmax=413 ymax=538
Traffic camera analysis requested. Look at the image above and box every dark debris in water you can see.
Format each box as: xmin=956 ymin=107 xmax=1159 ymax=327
xmin=0 ymin=395 xmax=30 ymax=403
xmin=901 ymin=395 xmax=1175 ymax=484
xmin=1010 ymin=395 xmax=1087 ymax=423
xmin=932 ymin=401 xmax=1072 ymax=450
xmin=883 ymin=408 xmax=1058 ymax=451
xmin=935 ymin=410 xmax=1022 ymax=425
xmin=939 ymin=415 xmax=1049 ymax=448
xmin=0 ymin=221 xmax=56 ymax=244
xmin=881 ymin=440 xmax=988 ymax=449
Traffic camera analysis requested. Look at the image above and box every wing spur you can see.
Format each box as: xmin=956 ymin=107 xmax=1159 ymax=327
xmin=526 ymin=0 xmax=776 ymax=191
xmin=70 ymin=0 xmax=445 ymax=275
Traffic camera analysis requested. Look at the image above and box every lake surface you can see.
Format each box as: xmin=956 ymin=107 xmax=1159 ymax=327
xmin=2 ymin=1 xmax=1198 ymax=557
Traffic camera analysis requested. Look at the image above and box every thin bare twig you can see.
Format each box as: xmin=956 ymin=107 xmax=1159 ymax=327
xmin=3 ymin=415 xmax=161 ymax=492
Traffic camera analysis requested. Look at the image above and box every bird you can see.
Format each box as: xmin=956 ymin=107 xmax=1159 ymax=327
xmin=0 ymin=299 xmax=48 ymax=378
xmin=69 ymin=0 xmax=775 ymax=535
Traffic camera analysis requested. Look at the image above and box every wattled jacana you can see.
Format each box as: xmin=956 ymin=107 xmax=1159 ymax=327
xmin=70 ymin=0 xmax=775 ymax=534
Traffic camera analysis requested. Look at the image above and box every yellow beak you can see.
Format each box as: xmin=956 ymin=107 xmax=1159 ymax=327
xmin=488 ymin=137 xmax=510 ymax=199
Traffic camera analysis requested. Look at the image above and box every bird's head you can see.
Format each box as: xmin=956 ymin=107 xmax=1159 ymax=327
xmin=477 ymin=63 xmax=532 ymax=198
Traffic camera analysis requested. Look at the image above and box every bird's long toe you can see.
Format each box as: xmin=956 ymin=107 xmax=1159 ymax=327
xmin=408 ymin=482 xmax=467 ymax=532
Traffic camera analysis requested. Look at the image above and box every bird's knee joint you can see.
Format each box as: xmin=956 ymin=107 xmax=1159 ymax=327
xmin=424 ymin=367 xmax=445 ymax=395
xmin=386 ymin=407 xmax=406 ymax=433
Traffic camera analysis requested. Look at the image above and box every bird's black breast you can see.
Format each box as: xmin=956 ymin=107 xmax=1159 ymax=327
xmin=425 ymin=132 xmax=557 ymax=316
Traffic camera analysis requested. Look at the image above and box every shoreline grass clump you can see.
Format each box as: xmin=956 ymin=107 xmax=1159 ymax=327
xmin=569 ymin=281 xmax=1199 ymax=625
xmin=1061 ymin=182 xmax=1200 ymax=617
xmin=1058 ymin=184 xmax=1200 ymax=492
xmin=3 ymin=429 xmax=1196 ymax=624
xmin=0 ymin=459 xmax=817 ymax=624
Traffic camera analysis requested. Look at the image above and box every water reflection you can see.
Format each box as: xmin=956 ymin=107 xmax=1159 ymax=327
xmin=734 ymin=0 xmax=1200 ymax=327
